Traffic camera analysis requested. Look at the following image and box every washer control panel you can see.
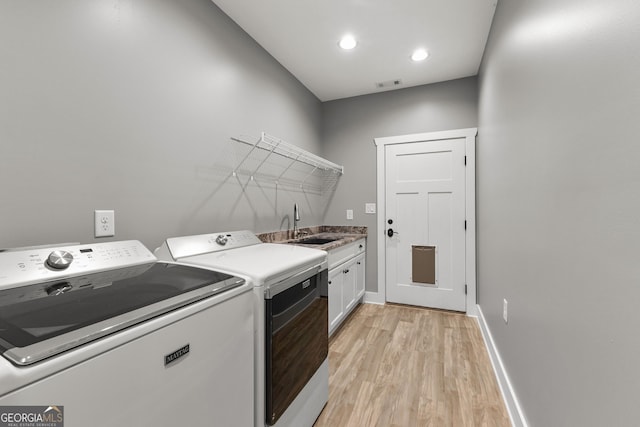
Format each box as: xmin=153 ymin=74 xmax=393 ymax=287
xmin=158 ymin=230 xmax=262 ymax=260
xmin=0 ymin=240 xmax=156 ymax=290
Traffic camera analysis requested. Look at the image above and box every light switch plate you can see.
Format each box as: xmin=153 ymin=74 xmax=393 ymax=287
xmin=365 ymin=203 xmax=376 ymax=214
xmin=95 ymin=210 xmax=115 ymax=237
xmin=346 ymin=209 xmax=354 ymax=220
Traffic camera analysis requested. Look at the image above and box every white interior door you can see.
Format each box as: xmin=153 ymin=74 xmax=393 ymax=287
xmin=385 ymin=137 xmax=466 ymax=311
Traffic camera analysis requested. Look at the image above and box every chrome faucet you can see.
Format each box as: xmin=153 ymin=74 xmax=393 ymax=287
xmin=293 ymin=203 xmax=300 ymax=238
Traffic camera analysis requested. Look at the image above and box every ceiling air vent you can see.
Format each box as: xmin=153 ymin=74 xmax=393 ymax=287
xmin=375 ymin=79 xmax=403 ymax=89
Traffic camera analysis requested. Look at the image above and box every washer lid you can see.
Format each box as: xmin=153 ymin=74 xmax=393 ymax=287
xmin=178 ymin=243 xmax=327 ymax=286
xmin=0 ymin=262 xmax=244 ymax=366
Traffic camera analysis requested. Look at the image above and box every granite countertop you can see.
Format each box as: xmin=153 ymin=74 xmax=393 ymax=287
xmin=257 ymin=226 xmax=367 ymax=251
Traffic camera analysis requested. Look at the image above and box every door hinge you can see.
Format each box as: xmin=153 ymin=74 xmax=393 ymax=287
xmin=464 ymin=155 xmax=467 ymax=165
xmin=464 ymin=220 xmax=467 ymax=230
xmin=465 ymin=284 xmax=467 ymax=295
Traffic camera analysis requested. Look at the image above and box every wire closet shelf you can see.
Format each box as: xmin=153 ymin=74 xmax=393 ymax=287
xmin=231 ymin=132 xmax=343 ymax=194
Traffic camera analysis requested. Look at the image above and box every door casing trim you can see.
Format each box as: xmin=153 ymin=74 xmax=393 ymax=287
xmin=373 ymin=128 xmax=477 ymax=316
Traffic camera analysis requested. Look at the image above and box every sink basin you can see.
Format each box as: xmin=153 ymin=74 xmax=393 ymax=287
xmin=291 ymin=237 xmax=339 ymax=245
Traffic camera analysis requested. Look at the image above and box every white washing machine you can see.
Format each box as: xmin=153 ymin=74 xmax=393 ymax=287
xmin=155 ymin=230 xmax=329 ymax=427
xmin=0 ymin=240 xmax=254 ymax=427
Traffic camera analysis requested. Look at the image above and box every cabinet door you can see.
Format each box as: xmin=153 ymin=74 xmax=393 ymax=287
xmin=343 ymin=260 xmax=357 ymax=313
xmin=328 ymin=267 xmax=344 ymax=335
xmin=355 ymin=253 xmax=366 ymax=299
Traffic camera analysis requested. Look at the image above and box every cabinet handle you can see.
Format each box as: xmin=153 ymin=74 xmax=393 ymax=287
xmin=328 ymin=281 xmax=332 ymax=285
xmin=343 ymin=269 xmax=350 ymax=274
xmin=357 ymin=262 xmax=361 ymax=265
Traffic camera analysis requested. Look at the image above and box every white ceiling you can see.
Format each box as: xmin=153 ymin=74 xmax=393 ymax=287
xmin=211 ymin=0 xmax=498 ymax=101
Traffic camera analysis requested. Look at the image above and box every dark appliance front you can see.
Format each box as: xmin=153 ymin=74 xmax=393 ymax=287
xmin=265 ymin=268 xmax=328 ymax=425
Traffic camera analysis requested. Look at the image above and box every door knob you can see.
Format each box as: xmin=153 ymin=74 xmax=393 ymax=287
xmin=387 ymin=228 xmax=398 ymax=237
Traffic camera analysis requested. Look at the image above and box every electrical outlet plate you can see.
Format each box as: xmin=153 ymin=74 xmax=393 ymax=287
xmin=346 ymin=209 xmax=354 ymax=220
xmin=503 ymin=299 xmax=508 ymax=323
xmin=365 ymin=203 xmax=376 ymax=214
xmin=95 ymin=210 xmax=115 ymax=237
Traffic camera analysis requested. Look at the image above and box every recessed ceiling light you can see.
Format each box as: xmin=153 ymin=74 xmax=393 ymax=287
xmin=339 ymin=35 xmax=357 ymax=50
xmin=411 ymin=49 xmax=429 ymax=61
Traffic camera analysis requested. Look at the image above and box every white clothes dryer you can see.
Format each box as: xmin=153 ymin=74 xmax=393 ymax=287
xmin=155 ymin=230 xmax=329 ymax=427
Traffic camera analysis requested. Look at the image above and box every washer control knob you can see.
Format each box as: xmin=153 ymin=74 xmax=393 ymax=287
xmin=46 ymin=250 xmax=74 ymax=270
xmin=215 ymin=234 xmax=228 ymax=246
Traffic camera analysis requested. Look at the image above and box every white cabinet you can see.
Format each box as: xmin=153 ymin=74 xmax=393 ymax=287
xmin=328 ymin=267 xmax=344 ymax=333
xmin=355 ymin=253 xmax=365 ymax=300
xmin=328 ymin=238 xmax=366 ymax=336
xmin=343 ymin=263 xmax=356 ymax=313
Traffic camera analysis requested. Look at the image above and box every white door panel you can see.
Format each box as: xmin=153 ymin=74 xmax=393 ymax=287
xmin=385 ymin=138 xmax=466 ymax=311
xmin=396 ymin=150 xmax=453 ymax=182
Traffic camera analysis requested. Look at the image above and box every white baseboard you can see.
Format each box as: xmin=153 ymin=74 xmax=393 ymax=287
xmin=362 ymin=291 xmax=480 ymax=316
xmin=476 ymin=305 xmax=528 ymax=427
xmin=363 ymin=291 xmax=385 ymax=305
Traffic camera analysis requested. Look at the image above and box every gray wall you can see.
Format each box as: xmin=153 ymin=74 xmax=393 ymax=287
xmin=322 ymin=78 xmax=478 ymax=293
xmin=477 ymin=0 xmax=640 ymax=425
xmin=0 ymin=0 xmax=323 ymax=250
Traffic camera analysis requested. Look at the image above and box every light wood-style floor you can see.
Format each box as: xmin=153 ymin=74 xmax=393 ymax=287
xmin=314 ymin=303 xmax=510 ymax=427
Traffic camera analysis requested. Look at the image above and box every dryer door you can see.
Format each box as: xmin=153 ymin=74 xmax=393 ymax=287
xmin=0 ymin=263 xmax=243 ymax=365
xmin=264 ymin=268 xmax=328 ymax=425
